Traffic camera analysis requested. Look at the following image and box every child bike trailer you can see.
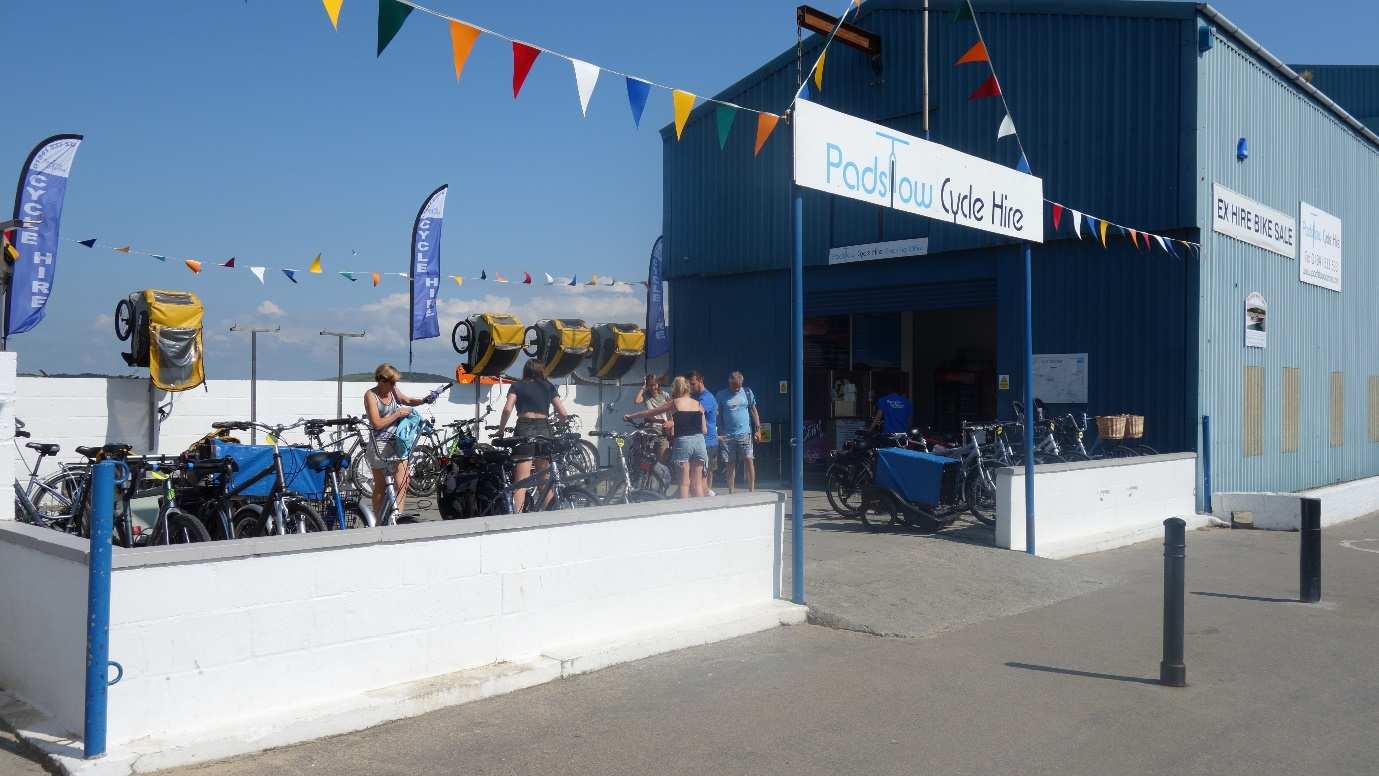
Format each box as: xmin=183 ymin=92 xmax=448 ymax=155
xmin=114 ymin=289 xmax=206 ymax=392
xmin=587 ymin=322 xmax=645 ymax=381
xmin=451 ymin=312 xmax=524 ymax=377
xmin=523 ymin=318 xmax=592 ymax=378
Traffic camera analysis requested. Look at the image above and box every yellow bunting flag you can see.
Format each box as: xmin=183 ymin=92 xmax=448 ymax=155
xmin=322 ymin=0 xmax=344 ymax=30
xmin=754 ymin=113 xmax=780 ymax=156
xmin=371 ymin=272 xmax=380 ymax=287
xmin=308 ymin=253 xmax=323 ymax=273
xmin=1098 ymin=220 xmax=1109 ymax=247
xmin=672 ymin=90 xmax=695 ymax=140
xmin=453 ymin=275 xmax=463 ymax=286
xmin=113 ymin=245 xmax=131 ymax=253
xmin=185 ymin=259 xmax=202 ymax=274
xmin=814 ymin=49 xmax=827 ymax=90
xmin=449 ymin=21 xmax=480 ymax=82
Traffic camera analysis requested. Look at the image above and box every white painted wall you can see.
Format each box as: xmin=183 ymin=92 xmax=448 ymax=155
xmin=996 ymin=454 xmax=1202 ymax=559
xmin=0 ymin=352 xmax=15 ymax=521
xmin=1214 ymin=474 xmax=1379 ymax=530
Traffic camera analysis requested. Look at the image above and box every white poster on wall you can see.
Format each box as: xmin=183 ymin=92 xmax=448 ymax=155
xmin=793 ymin=99 xmax=1044 ymax=243
xmin=1212 ymin=183 xmax=1297 ymax=259
xmin=1298 ymin=202 xmax=1342 ymax=292
xmin=1032 ymin=353 xmax=1088 ymax=404
xmin=1244 ymin=291 xmax=1267 ymax=348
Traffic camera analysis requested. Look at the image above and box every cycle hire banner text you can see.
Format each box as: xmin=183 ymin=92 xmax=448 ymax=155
xmin=792 ymin=101 xmax=1043 ymax=243
xmin=6 ymin=134 xmax=83 ymax=337
xmin=645 ymin=236 xmax=669 ymax=359
xmin=410 ymin=184 xmax=447 ymax=354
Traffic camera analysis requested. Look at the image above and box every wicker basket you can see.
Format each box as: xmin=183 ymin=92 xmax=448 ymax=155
xmin=1124 ymin=415 xmax=1145 ymax=439
xmin=1096 ymin=415 xmax=1127 ymax=440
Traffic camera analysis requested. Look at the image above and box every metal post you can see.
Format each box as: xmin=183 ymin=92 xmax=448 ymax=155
xmin=922 ymin=0 xmax=930 ymax=139
xmin=230 ymin=324 xmax=278 ymax=445
xmin=1201 ymin=415 xmax=1213 ymax=514
xmin=791 ymin=192 xmax=805 ymax=605
xmin=1300 ymin=497 xmax=1321 ymax=603
xmin=320 ymin=331 xmax=366 ymax=419
xmin=1022 ymin=244 xmax=1036 ymax=555
xmin=84 ymin=461 xmax=116 ymax=758
xmin=1160 ymin=517 xmax=1187 ymax=687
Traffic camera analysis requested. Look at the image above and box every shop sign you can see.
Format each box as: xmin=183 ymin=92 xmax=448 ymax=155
xmin=1298 ymin=202 xmax=1342 ymax=292
xmin=1244 ymin=292 xmax=1267 ymax=348
xmin=1032 ymin=354 xmax=1088 ymax=404
xmin=793 ymin=100 xmax=1044 ymax=243
xmin=1211 ymin=183 xmax=1296 ymax=259
xmin=828 ymin=237 xmax=929 ymax=265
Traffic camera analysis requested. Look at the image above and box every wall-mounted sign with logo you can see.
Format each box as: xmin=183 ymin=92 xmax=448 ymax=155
xmin=793 ymin=100 xmax=1044 ymax=243
xmin=1298 ymin=202 xmax=1342 ymax=292
xmin=1212 ymin=183 xmax=1296 ymax=259
xmin=1244 ymin=291 xmax=1267 ymax=348
xmin=828 ymin=237 xmax=930 ymax=265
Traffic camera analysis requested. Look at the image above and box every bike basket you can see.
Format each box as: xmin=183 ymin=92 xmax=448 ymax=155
xmin=212 ymin=441 xmax=325 ymax=498
xmin=1095 ymin=415 xmax=1127 ymax=440
xmin=1124 ymin=415 xmax=1145 ymax=439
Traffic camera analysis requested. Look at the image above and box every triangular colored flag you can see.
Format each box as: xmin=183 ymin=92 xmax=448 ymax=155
xmin=1098 ymin=219 xmax=1109 ymax=248
xmin=452 ymin=275 xmax=463 ymax=286
xmin=672 ymin=90 xmax=696 ymax=140
xmin=113 ymin=245 xmax=131 ymax=254
xmin=522 ymin=272 xmax=532 ymax=284
xmin=322 ymin=0 xmax=343 ymax=29
xmin=448 ymin=21 xmax=480 ymax=82
xmin=371 ymin=272 xmax=380 ymax=286
xmin=78 ymin=238 xmax=96 ymax=248
xmin=572 ymin=59 xmax=600 ymax=116
xmin=953 ymin=2 xmax=973 ymax=22
xmin=376 ymin=0 xmax=412 ymax=57
xmin=1016 ymin=153 xmax=1030 ymax=174
xmin=250 ymin=266 xmax=266 ymax=284
xmin=716 ymin=105 xmax=737 ymax=150
xmin=586 ymin=275 xmax=599 ymax=286
xmin=626 ymin=77 xmax=650 ymax=128
xmin=1127 ymin=228 xmax=1140 ymax=250
xmin=968 ymin=75 xmax=1001 ymax=100
xmin=606 ymin=276 xmax=617 ymax=286
xmin=494 ymin=272 xmax=508 ymax=283
xmin=997 ymin=114 xmax=1015 ymax=139
xmin=1084 ymin=214 xmax=1097 ymax=239
xmin=1154 ymin=235 xmax=1169 ymax=253
xmin=480 ymin=269 xmax=487 ymax=280
xmin=512 ymin=42 xmax=541 ymax=98
xmin=150 ymin=255 xmax=167 ymax=262
xmin=1051 ymin=203 xmax=1063 ymax=231
xmin=544 ymin=273 xmax=554 ymax=285
xmin=1165 ymin=240 xmax=1179 ymax=259
xmin=814 ymin=49 xmax=828 ymax=90
xmin=569 ymin=275 xmax=577 ymax=287
xmin=754 ymin=113 xmax=780 ymax=156
xmin=397 ymin=272 xmax=409 ymax=279
xmin=283 ymin=269 xmax=298 ymax=283
xmin=184 ymin=260 xmax=202 ymax=274
xmin=308 ymin=253 xmax=323 ymax=273
xmin=1071 ymin=210 xmax=1082 ymax=239
xmin=340 ymin=272 xmax=357 ymax=281
xmin=220 ymin=257 xmax=235 ymax=268
xmin=955 ymin=40 xmax=989 ymax=65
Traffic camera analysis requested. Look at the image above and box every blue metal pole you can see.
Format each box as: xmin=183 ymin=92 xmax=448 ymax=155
xmin=84 ymin=461 xmax=115 ymax=759
xmin=1022 ymin=244 xmax=1036 ymax=555
xmin=1201 ymin=415 xmax=1213 ymax=515
xmin=791 ymin=191 xmax=805 ymax=605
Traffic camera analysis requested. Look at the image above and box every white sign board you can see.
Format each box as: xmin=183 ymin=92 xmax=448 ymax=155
xmin=1244 ymin=291 xmax=1267 ymax=348
xmin=1032 ymin=353 xmax=1088 ymax=404
xmin=793 ymin=100 xmax=1044 ymax=243
xmin=828 ymin=237 xmax=929 ymax=265
xmin=1211 ymin=183 xmax=1296 ymax=259
xmin=1298 ymin=202 xmax=1342 ymax=292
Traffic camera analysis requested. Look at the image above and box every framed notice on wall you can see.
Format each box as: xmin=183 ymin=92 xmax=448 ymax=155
xmin=1299 ymin=202 xmax=1342 ymax=292
xmin=1032 ymin=354 xmax=1088 ymax=404
xmin=1245 ymin=291 xmax=1267 ymax=348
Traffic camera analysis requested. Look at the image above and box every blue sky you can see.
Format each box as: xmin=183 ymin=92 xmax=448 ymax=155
xmin=1 ymin=0 xmax=1371 ymax=378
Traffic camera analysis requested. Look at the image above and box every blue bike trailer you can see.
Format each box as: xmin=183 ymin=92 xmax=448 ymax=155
xmin=872 ymin=448 xmax=959 ymax=508
xmin=212 ymin=441 xmax=326 ymax=499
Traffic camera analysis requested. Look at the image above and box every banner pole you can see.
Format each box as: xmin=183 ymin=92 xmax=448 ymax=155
xmin=1023 ymin=243 xmax=1036 ymax=555
xmin=791 ymin=190 xmax=805 ymax=605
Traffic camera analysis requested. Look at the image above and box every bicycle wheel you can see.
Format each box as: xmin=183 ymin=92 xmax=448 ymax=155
xmin=824 ymin=461 xmax=870 ymax=518
xmin=199 ymin=504 xmax=235 ymax=541
xmin=407 ymin=444 xmax=439 ymax=497
xmin=964 ymin=467 xmax=997 ymax=527
xmin=288 ymin=502 xmax=328 ymax=534
xmin=231 ymin=504 xmax=268 ymax=538
xmin=556 ymin=486 xmax=600 ymax=511
xmin=602 ymin=482 xmax=663 ymax=505
xmin=858 ymin=491 xmax=900 ymax=531
xmin=349 ymin=447 xmax=374 ymax=498
xmin=562 ymin=441 xmax=598 ymax=475
xmin=1133 ymin=444 xmax=1159 ymax=456
xmin=149 ymin=508 xmax=211 ymax=545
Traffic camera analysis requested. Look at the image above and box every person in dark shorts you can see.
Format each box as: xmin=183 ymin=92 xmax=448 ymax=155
xmin=498 ymin=360 xmax=572 ymax=512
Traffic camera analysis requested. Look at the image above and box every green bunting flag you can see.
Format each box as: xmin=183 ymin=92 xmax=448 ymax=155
xmin=953 ymin=2 xmax=973 ymax=22
xmin=340 ymin=271 xmax=357 ymax=281
xmin=716 ymin=105 xmax=737 ymax=150
xmin=377 ymin=0 xmax=413 ymax=57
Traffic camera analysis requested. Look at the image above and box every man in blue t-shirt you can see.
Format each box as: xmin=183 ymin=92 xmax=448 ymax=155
xmin=871 ymin=390 xmax=913 ymax=435
xmin=716 ymin=371 xmax=762 ymax=493
xmin=688 ymin=370 xmax=720 ymax=495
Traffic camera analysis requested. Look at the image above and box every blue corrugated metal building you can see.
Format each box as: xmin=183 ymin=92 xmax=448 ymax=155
xmin=660 ymin=0 xmax=1379 ymax=500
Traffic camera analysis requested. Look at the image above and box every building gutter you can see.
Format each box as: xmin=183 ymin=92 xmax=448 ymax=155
xmin=1197 ymin=3 xmax=1379 ymax=151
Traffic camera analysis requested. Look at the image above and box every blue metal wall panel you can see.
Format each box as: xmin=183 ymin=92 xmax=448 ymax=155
xmin=1198 ymin=29 xmax=1379 ymax=495
xmin=1290 ymin=65 xmax=1379 ymax=133
xmin=662 ymin=0 xmax=1197 ymax=281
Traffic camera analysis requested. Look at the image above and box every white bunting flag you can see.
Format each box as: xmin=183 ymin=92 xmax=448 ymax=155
xmin=572 ymin=59 xmax=600 ymax=117
xmin=249 ymin=266 xmax=266 ymax=284
xmin=1071 ymin=210 xmax=1083 ymax=239
xmin=997 ymin=114 xmax=1015 ymax=139
xmin=544 ymin=272 xmax=555 ymax=285
xmin=1154 ymin=234 xmax=1168 ymax=253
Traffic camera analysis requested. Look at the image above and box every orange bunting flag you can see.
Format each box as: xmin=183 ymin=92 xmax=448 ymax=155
xmin=494 ymin=272 xmax=509 ymax=283
xmin=448 ymin=21 xmax=481 ymax=83
xmin=955 ymin=40 xmax=989 ymax=65
xmin=813 ymin=49 xmax=827 ymax=90
xmin=113 ymin=245 xmax=131 ymax=253
xmin=968 ymin=74 xmax=1001 ymax=100
xmin=322 ymin=0 xmax=343 ymax=30
xmin=754 ymin=113 xmax=780 ymax=156
xmin=308 ymin=253 xmax=323 ymax=273
xmin=184 ymin=259 xmax=202 ymax=274
xmin=512 ymin=42 xmax=541 ymax=98
xmin=1098 ymin=219 xmax=1109 ymax=247
xmin=371 ymin=272 xmax=380 ymax=287
xmin=672 ymin=90 xmax=696 ymax=140
xmin=1128 ymin=228 xmax=1140 ymax=250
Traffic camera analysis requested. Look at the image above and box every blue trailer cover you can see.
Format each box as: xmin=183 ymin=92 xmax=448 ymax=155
xmin=873 ymin=448 xmax=955 ymax=507
xmin=212 ymin=441 xmax=325 ymax=498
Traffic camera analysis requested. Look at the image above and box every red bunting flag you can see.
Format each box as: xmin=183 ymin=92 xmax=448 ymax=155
xmin=221 ymin=257 xmax=236 ymax=268
xmin=522 ymin=272 xmax=532 ymax=284
xmin=955 ymin=41 xmax=989 ymax=66
xmin=1051 ymin=203 xmax=1064 ymax=231
xmin=512 ymin=42 xmax=541 ymax=98
xmin=968 ymin=74 xmax=1001 ymax=100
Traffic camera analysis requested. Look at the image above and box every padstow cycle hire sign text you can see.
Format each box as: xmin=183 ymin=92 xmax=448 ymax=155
xmin=792 ymin=99 xmax=1044 ymax=243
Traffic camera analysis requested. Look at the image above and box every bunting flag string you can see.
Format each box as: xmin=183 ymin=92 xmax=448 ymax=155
xmin=1045 ymin=199 xmax=1200 ymax=256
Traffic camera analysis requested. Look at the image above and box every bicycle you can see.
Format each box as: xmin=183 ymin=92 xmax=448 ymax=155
xmin=823 ymin=429 xmax=922 ymax=518
xmin=208 ymin=420 xmax=328 ymax=537
xmin=12 ymin=420 xmax=88 ymax=533
xmin=584 ymin=426 xmax=663 ymax=505
xmin=134 ymin=455 xmax=238 ymax=545
xmin=406 ymin=405 xmax=492 ymax=498
xmin=299 ymin=416 xmax=375 ymax=498
xmin=485 ymin=430 xmax=599 ymax=514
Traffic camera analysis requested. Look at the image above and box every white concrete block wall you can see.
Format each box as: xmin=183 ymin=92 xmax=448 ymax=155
xmin=0 ymin=352 xmax=15 ymax=521
xmin=996 ymin=454 xmax=1199 ymax=558
xmin=1213 ymin=474 xmax=1379 ymax=530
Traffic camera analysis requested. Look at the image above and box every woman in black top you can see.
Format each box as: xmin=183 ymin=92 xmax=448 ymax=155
xmin=499 ymin=359 xmax=571 ymax=511
xmin=624 ymin=376 xmax=707 ymax=499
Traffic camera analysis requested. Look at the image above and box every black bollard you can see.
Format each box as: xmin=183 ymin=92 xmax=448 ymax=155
xmin=1160 ymin=517 xmax=1187 ymax=687
xmin=1300 ymin=498 xmax=1322 ymax=603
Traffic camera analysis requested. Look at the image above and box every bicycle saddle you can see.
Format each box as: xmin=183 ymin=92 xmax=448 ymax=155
xmin=25 ymin=442 xmax=60 ymax=456
xmin=490 ymin=437 xmax=525 ymax=449
xmin=305 ymin=451 xmax=350 ymax=471
xmin=76 ymin=443 xmax=133 ymax=459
